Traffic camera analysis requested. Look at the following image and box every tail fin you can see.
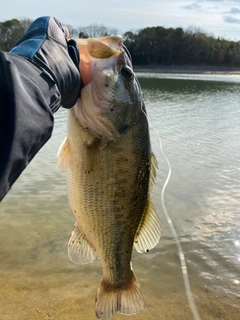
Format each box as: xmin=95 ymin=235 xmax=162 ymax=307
xmin=95 ymin=272 xmax=144 ymax=319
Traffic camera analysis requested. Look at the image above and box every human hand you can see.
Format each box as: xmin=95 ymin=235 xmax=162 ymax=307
xmin=11 ymin=16 xmax=82 ymax=109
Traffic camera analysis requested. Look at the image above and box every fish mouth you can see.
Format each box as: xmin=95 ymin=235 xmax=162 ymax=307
xmin=76 ymin=36 xmax=135 ymax=87
xmin=73 ymin=36 xmax=141 ymax=140
xmin=76 ymin=37 xmax=124 ymax=86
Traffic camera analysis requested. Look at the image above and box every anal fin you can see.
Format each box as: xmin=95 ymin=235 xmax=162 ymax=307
xmin=134 ymin=199 xmax=161 ymax=253
xmin=68 ymin=223 xmax=98 ymax=264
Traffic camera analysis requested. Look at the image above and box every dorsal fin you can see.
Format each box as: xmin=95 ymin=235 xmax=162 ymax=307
xmin=150 ymin=152 xmax=158 ymax=192
xmin=134 ymin=200 xmax=161 ymax=253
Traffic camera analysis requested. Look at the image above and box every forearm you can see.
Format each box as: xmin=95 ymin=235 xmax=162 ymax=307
xmin=0 ymin=52 xmax=60 ymax=201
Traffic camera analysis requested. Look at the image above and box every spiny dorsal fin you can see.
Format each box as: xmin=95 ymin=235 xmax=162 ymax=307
xmin=95 ymin=271 xmax=144 ymax=319
xmin=57 ymin=137 xmax=70 ymax=174
xmin=68 ymin=223 xmax=98 ymax=265
xmin=134 ymin=200 xmax=161 ymax=253
xmin=150 ymin=152 xmax=158 ymax=192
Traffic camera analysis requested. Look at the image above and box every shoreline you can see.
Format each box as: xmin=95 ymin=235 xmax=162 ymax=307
xmin=133 ymin=65 xmax=240 ymax=74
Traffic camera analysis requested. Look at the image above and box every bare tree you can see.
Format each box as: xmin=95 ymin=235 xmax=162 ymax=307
xmin=78 ymin=23 xmax=119 ymax=38
xmin=65 ymin=24 xmax=79 ymax=38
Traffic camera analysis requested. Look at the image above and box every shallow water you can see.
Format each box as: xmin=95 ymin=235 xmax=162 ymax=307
xmin=0 ymin=73 xmax=240 ymax=320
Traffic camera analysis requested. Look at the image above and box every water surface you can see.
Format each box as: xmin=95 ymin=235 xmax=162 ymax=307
xmin=0 ymin=73 xmax=240 ymax=320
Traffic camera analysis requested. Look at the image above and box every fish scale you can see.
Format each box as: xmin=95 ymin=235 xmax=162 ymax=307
xmin=68 ymin=109 xmax=149 ymax=284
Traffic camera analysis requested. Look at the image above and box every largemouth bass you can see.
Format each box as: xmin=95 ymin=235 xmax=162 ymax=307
xmin=57 ymin=36 xmax=160 ymax=319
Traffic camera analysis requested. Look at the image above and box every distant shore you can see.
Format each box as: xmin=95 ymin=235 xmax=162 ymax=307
xmin=133 ymin=65 xmax=240 ymax=74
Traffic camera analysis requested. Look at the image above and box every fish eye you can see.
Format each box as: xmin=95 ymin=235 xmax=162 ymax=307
xmin=121 ymin=66 xmax=134 ymax=80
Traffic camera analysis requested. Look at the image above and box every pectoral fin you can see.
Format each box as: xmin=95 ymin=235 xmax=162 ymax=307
xmin=134 ymin=200 xmax=161 ymax=253
xmin=57 ymin=137 xmax=70 ymax=174
xmin=83 ymin=138 xmax=101 ymax=178
xmin=68 ymin=223 xmax=98 ymax=264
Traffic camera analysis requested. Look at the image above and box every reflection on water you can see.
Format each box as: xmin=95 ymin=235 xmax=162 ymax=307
xmin=0 ymin=73 xmax=240 ymax=319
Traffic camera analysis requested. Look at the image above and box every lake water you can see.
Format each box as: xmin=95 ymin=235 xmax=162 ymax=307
xmin=0 ymin=73 xmax=240 ymax=320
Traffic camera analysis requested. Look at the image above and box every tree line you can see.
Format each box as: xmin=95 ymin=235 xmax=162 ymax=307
xmin=0 ymin=18 xmax=32 ymax=51
xmin=123 ymin=26 xmax=240 ymax=67
xmin=1 ymin=18 xmax=240 ymax=67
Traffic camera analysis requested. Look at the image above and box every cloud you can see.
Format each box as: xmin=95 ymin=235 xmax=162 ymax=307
xmin=205 ymin=0 xmax=224 ymax=2
xmin=181 ymin=2 xmax=201 ymax=10
xmin=223 ymin=15 xmax=240 ymax=24
xmin=229 ymin=7 xmax=240 ymax=14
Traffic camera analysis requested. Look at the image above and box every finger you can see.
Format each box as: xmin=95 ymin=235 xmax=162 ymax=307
xmin=63 ymin=26 xmax=70 ymax=40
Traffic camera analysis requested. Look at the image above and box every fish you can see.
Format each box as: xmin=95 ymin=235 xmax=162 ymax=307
xmin=57 ymin=35 xmax=161 ymax=319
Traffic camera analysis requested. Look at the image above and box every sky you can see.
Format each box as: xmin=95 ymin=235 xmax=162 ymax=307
xmin=1 ymin=0 xmax=240 ymax=41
